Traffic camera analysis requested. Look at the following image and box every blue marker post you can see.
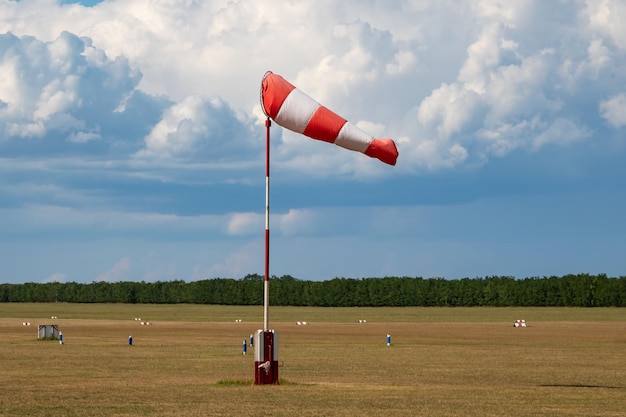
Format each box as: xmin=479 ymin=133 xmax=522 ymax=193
xmin=59 ymin=332 xmax=63 ymax=345
xmin=386 ymin=333 xmax=391 ymax=346
xmin=250 ymin=333 xmax=254 ymax=347
xmin=243 ymin=339 xmax=247 ymax=355
xmin=128 ymin=335 xmax=133 ymax=346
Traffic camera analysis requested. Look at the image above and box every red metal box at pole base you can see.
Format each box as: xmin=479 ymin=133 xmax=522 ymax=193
xmin=254 ymin=329 xmax=279 ymax=385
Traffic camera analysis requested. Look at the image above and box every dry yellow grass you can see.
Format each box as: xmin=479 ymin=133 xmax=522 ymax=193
xmin=0 ymin=304 xmax=624 ymax=416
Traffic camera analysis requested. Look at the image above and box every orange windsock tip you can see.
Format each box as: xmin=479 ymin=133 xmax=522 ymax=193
xmin=365 ymin=138 xmax=398 ymax=166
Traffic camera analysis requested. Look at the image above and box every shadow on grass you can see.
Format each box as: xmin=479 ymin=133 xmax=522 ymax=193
xmin=539 ymin=384 xmax=623 ymax=390
xmin=215 ymin=378 xmax=306 ymax=387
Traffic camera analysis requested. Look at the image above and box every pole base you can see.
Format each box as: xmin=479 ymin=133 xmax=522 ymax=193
xmin=253 ymin=330 xmax=279 ymax=385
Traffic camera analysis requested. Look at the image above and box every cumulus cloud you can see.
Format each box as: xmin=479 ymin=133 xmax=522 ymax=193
xmin=599 ymin=93 xmax=626 ymax=128
xmin=417 ymin=83 xmax=484 ymax=139
xmin=532 ymin=118 xmax=592 ymax=150
xmin=1 ymin=1 xmax=624 ymax=175
xmin=585 ymin=0 xmax=626 ymax=50
xmin=406 ymin=2 xmax=626 ymax=168
xmin=66 ymin=130 xmax=101 ymax=143
xmin=0 ymin=30 xmax=164 ymax=157
xmin=137 ymin=95 xmax=259 ymax=162
xmin=277 ymin=208 xmax=319 ymax=236
xmin=226 ymin=212 xmax=263 ymax=236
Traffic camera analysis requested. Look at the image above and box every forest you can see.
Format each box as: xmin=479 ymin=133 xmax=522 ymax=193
xmin=1 ymin=274 xmax=625 ymax=307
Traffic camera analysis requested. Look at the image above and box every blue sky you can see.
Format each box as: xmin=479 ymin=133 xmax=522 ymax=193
xmin=1 ymin=0 xmax=625 ymax=284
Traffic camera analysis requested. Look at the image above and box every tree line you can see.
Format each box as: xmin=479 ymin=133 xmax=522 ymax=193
xmin=1 ymin=274 xmax=625 ymax=307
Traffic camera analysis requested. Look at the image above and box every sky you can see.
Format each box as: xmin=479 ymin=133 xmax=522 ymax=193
xmin=1 ymin=0 xmax=625 ymax=284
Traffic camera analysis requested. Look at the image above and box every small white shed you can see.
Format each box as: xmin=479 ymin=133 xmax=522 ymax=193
xmin=38 ymin=324 xmax=60 ymax=340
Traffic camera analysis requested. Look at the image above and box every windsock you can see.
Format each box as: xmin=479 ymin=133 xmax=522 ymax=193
xmin=260 ymin=72 xmax=398 ymax=166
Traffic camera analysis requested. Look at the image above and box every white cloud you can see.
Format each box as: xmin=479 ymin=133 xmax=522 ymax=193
xmin=483 ymin=49 xmax=560 ymax=122
xmin=457 ymin=24 xmax=504 ymax=94
xmin=66 ymin=130 xmax=101 ymax=143
xmin=586 ymin=38 xmax=612 ymax=78
xmin=403 ymin=138 xmax=469 ymax=170
xmin=417 ymin=83 xmax=484 ymax=139
xmin=226 ymin=212 xmax=263 ymax=236
xmin=599 ymin=93 xmax=626 ymax=128
xmin=277 ymin=208 xmax=318 ymax=236
xmin=476 ymin=116 xmax=542 ymax=157
xmin=386 ymin=50 xmax=417 ymax=75
xmin=137 ymin=95 xmax=259 ymax=162
xmin=585 ymin=0 xmax=626 ymax=50
xmin=532 ymin=118 xmax=592 ymax=150
xmin=2 ymin=1 xmax=624 ymax=175
xmin=0 ymin=31 xmax=149 ymax=150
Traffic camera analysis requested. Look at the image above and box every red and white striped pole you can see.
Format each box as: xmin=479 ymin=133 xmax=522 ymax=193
xmin=264 ymin=117 xmax=271 ymax=332
xmin=254 ymin=115 xmax=279 ymax=385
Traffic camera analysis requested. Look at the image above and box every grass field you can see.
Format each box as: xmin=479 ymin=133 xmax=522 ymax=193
xmin=1 ymin=304 xmax=624 ymax=416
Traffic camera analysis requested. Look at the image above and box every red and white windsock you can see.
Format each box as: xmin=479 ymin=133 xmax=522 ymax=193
xmin=260 ymin=72 xmax=398 ymax=166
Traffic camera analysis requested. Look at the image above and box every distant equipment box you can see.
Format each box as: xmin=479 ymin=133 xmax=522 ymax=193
xmin=38 ymin=324 xmax=60 ymax=340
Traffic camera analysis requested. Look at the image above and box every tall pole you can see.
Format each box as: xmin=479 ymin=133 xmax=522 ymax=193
xmin=264 ymin=117 xmax=271 ymax=332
